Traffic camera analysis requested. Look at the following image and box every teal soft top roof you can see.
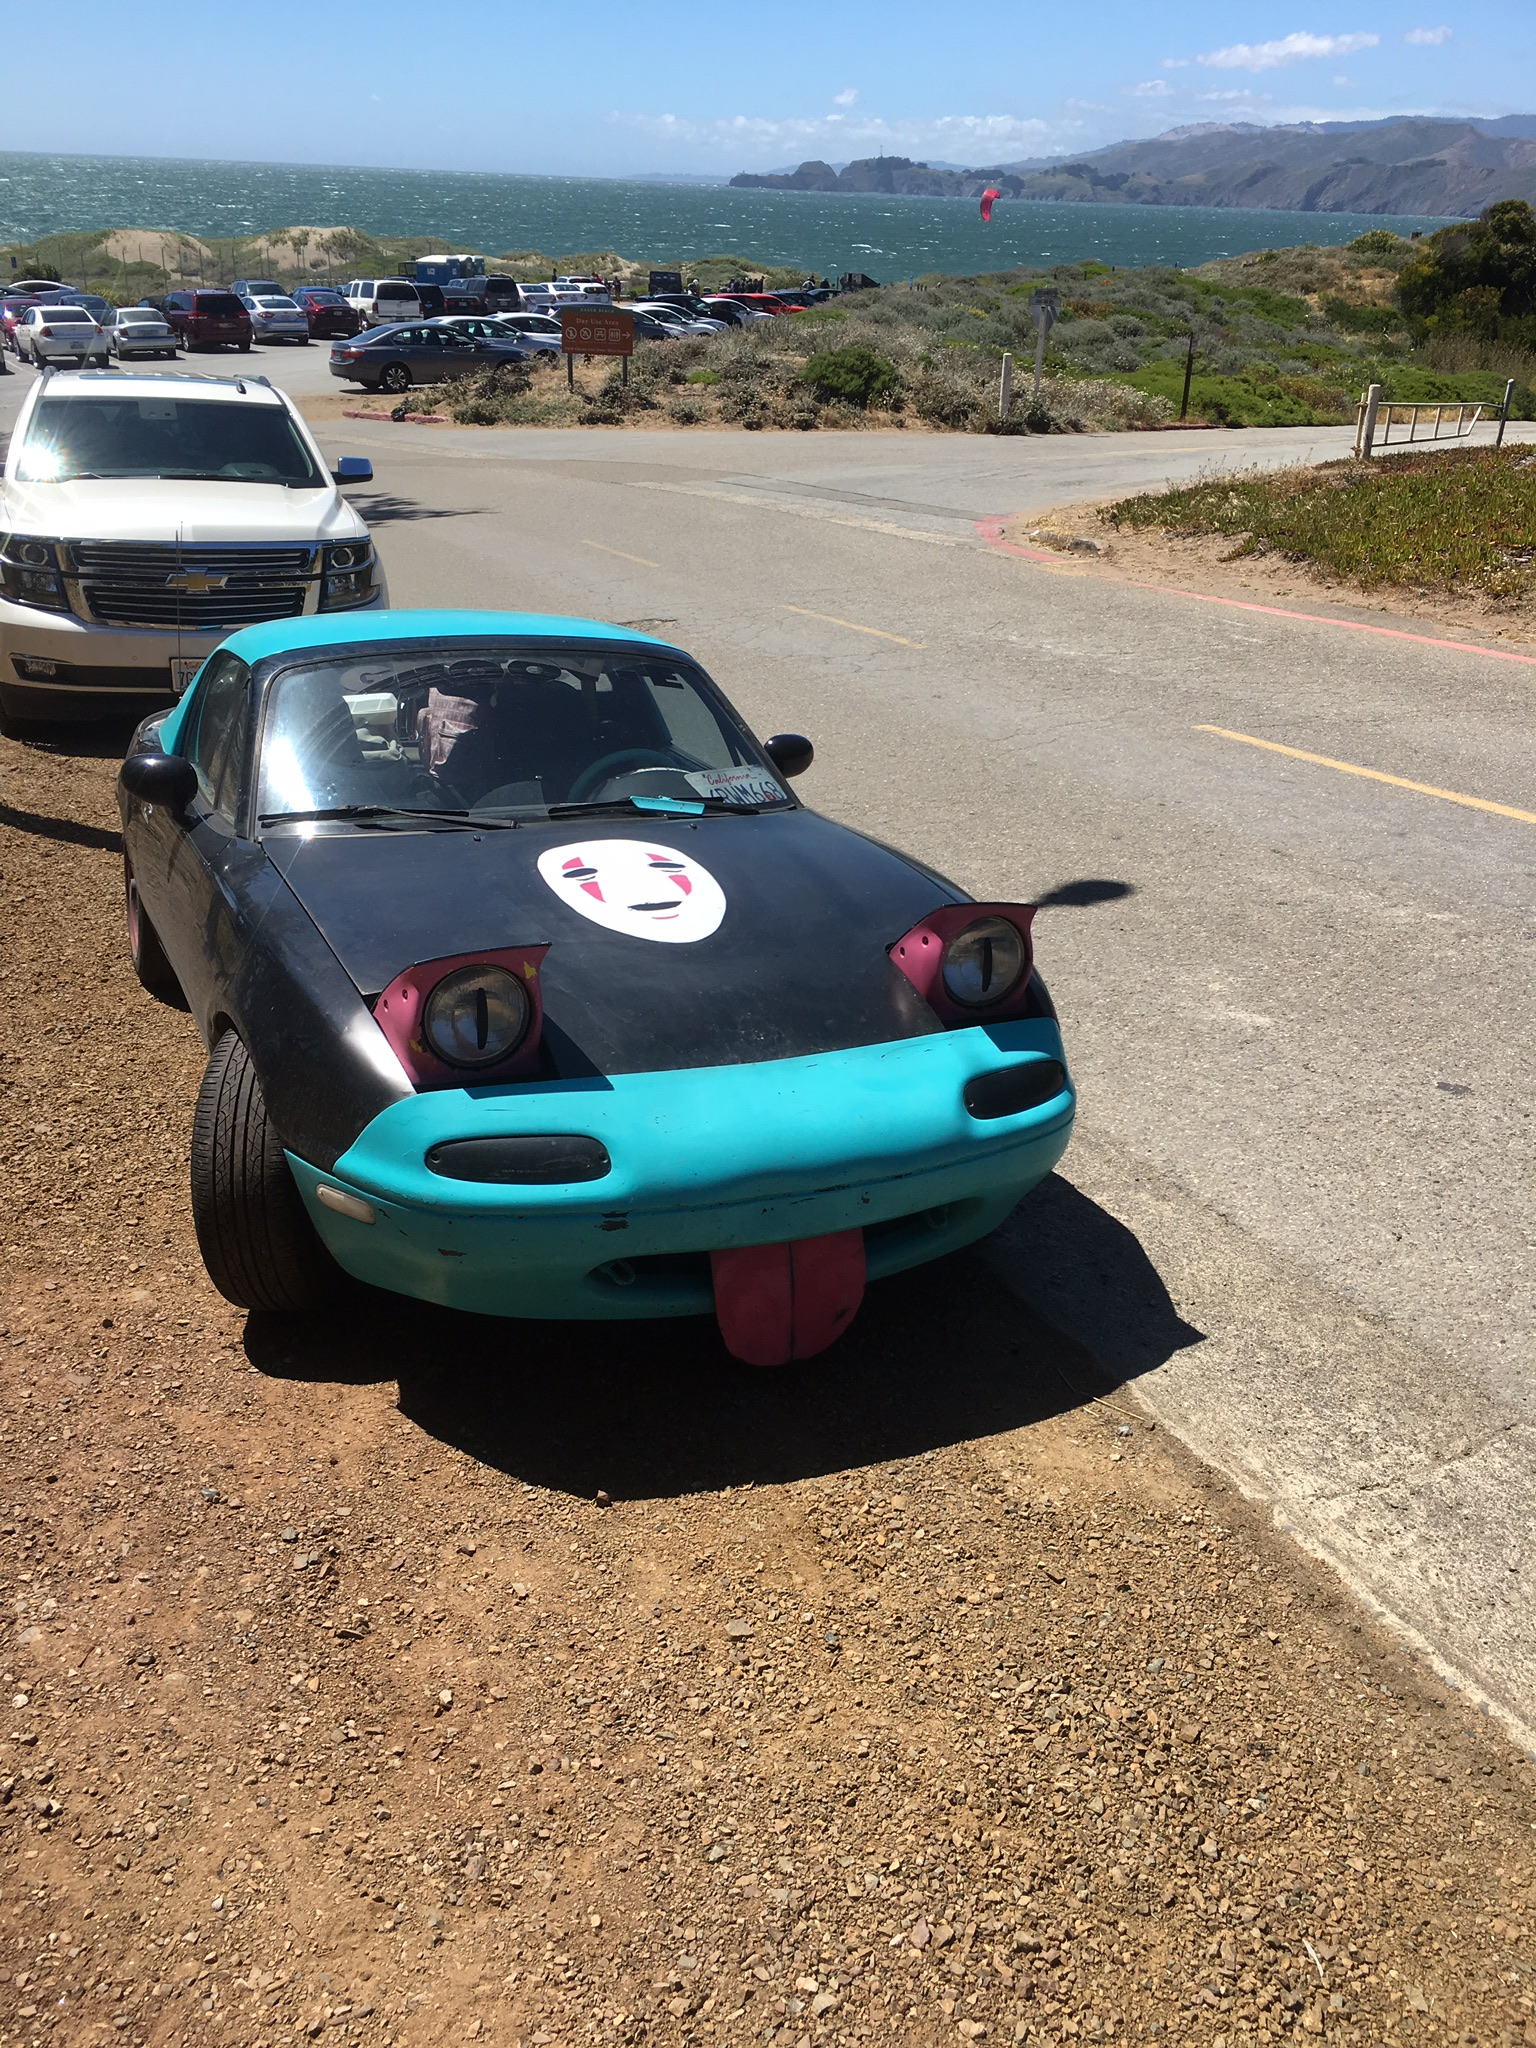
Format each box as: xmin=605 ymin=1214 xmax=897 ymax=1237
xmin=222 ymin=608 xmax=678 ymax=666
xmin=157 ymin=610 xmax=681 ymax=752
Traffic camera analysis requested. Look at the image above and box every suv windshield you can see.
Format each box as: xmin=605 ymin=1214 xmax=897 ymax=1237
xmin=193 ymin=294 xmax=244 ymax=316
xmin=255 ymin=645 xmax=790 ymax=822
xmin=16 ymin=395 xmax=324 ymax=485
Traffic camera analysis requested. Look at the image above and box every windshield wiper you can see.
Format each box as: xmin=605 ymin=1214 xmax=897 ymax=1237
xmin=259 ymin=804 xmax=518 ymax=830
xmin=548 ymin=794 xmax=763 ymax=819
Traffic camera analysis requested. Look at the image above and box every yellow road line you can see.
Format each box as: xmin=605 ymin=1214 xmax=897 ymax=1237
xmin=583 ymin=539 xmax=662 ymax=568
xmin=782 ymin=604 xmax=923 ymax=647
xmin=1195 ymin=724 xmax=1536 ymax=826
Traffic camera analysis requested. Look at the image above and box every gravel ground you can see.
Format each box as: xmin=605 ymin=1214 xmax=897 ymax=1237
xmin=3 ymin=729 xmax=1536 ymax=2048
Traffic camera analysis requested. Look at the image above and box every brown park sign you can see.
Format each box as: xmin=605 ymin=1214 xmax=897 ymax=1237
xmin=560 ymin=308 xmax=634 ymax=357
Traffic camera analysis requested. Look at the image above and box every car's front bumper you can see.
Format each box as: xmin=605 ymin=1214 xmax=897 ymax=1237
xmin=1 ymin=584 xmax=388 ymax=716
xmin=288 ymin=1020 xmax=1075 ymax=1321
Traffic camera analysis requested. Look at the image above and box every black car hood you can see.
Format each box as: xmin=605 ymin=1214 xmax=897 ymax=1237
xmin=263 ymin=809 xmax=961 ymax=1076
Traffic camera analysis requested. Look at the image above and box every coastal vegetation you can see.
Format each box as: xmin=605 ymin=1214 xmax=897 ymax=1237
xmin=1106 ymin=444 xmax=1536 ymax=604
xmin=6 ymin=213 xmax=1532 ymax=434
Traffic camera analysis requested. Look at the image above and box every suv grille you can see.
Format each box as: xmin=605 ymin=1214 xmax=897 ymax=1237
xmin=69 ymin=542 xmax=318 ymax=630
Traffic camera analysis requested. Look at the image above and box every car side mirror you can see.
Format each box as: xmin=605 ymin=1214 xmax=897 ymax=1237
xmin=120 ymin=751 xmax=198 ymax=814
xmin=332 ymin=456 xmax=373 ymax=483
xmin=765 ymin=733 xmax=814 ymax=779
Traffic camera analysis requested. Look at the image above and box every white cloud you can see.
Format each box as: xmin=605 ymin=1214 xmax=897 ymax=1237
xmin=1197 ymin=30 xmax=1380 ymax=71
xmin=832 ymin=87 xmax=859 ymax=106
xmin=1332 ymin=72 xmax=1353 ymax=82
xmin=1161 ymin=57 xmax=1191 ymax=68
xmin=1131 ymin=79 xmax=1174 ymax=96
xmin=1404 ymin=23 xmax=1452 ymax=42
xmin=613 ymin=109 xmax=1069 ymax=168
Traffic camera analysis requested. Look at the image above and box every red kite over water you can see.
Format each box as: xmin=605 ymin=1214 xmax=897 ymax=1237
xmin=979 ymin=188 xmax=1002 ymax=223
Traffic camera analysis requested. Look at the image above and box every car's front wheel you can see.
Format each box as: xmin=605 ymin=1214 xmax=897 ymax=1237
xmin=378 ymin=361 xmax=411 ymax=393
xmin=191 ymin=1033 xmax=334 ymax=1313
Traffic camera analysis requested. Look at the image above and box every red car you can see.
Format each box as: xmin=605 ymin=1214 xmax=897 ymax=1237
xmin=715 ymin=292 xmax=797 ymax=316
xmin=1 ymin=296 xmax=46 ymax=355
xmin=291 ymin=287 xmax=363 ymax=339
xmin=153 ymin=289 xmax=253 ymax=350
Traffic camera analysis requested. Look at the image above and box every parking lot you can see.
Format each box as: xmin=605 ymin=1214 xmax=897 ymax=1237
xmin=4 ymin=332 xmax=1536 ymax=2044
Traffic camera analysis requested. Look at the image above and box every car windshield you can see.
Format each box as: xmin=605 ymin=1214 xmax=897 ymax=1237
xmin=42 ymin=308 xmax=93 ymax=323
xmin=194 ymin=294 xmax=244 ymax=315
xmin=254 ymin=296 xmax=300 ymax=309
xmin=305 ymin=291 xmax=345 ymax=305
xmin=15 ymin=396 xmax=324 ymax=485
xmin=255 ymin=645 xmax=791 ymax=823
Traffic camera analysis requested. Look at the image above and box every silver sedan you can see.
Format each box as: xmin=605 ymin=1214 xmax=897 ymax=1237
xmin=240 ymin=294 xmax=312 ymax=344
xmin=105 ymin=306 xmax=179 ymax=360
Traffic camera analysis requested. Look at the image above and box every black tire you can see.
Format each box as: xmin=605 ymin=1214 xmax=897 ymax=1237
xmin=238 ymin=340 xmax=252 ymax=352
xmin=191 ymin=1032 xmax=334 ymax=1313
xmin=124 ymin=858 xmax=188 ymax=1008
xmin=379 ymin=361 xmax=410 ymax=394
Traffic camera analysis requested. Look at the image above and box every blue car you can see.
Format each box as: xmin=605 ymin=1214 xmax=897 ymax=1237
xmin=116 ymin=612 xmax=1074 ymax=1365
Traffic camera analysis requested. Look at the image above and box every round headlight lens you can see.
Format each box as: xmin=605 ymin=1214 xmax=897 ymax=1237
xmin=15 ymin=540 xmax=53 ymax=567
xmin=941 ymin=916 xmax=1027 ymax=1008
xmin=328 ymin=543 xmax=365 ymax=569
xmin=421 ymin=965 xmax=529 ymax=1068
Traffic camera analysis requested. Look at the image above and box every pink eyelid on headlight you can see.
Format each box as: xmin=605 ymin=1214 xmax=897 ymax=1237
xmin=373 ymin=944 xmax=550 ymax=1090
xmin=889 ymin=903 xmax=1037 ymax=1024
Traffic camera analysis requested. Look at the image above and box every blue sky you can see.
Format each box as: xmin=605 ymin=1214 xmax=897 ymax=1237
xmin=6 ymin=1 xmax=1531 ymax=175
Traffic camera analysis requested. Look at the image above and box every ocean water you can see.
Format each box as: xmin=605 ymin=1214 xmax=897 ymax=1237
xmin=0 ymin=150 xmax=1452 ymax=279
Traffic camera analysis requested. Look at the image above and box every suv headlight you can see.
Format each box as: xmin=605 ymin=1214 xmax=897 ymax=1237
xmin=319 ymin=539 xmax=377 ymax=611
xmin=0 ymin=536 xmax=69 ymax=612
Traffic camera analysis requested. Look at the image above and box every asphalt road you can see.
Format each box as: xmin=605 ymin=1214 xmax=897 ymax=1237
xmin=6 ymin=343 xmax=1534 ymax=1739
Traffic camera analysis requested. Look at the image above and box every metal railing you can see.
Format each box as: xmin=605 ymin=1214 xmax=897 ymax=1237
xmin=1355 ymin=379 xmax=1515 ymax=458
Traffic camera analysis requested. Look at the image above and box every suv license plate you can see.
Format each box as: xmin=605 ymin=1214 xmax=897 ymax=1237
xmin=170 ymin=658 xmax=202 ymax=694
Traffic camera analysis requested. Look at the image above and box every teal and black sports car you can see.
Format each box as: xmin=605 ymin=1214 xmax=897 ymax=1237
xmin=117 ymin=611 xmax=1074 ymax=1365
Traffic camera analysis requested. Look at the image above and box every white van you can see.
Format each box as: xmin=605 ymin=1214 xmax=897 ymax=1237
xmin=344 ymin=278 xmax=421 ymax=326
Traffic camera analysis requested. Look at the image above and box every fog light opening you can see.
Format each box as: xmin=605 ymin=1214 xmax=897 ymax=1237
xmin=595 ymin=1259 xmax=638 ymax=1289
xmin=923 ymin=1206 xmax=953 ymax=1233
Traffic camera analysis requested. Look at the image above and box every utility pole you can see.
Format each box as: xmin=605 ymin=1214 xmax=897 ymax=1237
xmin=998 ymin=352 xmax=1013 ymax=422
xmin=1180 ymin=331 xmax=1196 ymax=421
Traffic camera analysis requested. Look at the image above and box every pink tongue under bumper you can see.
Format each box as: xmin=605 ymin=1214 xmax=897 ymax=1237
xmin=710 ymin=1230 xmax=866 ymax=1366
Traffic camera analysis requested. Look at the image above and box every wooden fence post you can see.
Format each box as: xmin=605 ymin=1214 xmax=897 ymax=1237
xmin=1497 ymin=378 xmax=1515 ymax=448
xmin=999 ymin=352 xmax=1013 ymax=422
xmin=1357 ymin=383 xmax=1382 ymax=460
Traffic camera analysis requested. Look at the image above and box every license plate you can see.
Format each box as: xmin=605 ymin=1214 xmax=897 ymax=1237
xmin=170 ymin=658 xmax=202 ymax=694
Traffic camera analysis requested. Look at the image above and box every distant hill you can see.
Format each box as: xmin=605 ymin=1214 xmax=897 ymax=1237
xmin=730 ymin=118 xmax=1536 ymax=216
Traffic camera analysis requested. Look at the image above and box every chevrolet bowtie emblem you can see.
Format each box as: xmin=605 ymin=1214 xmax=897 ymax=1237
xmin=165 ymin=571 xmax=228 ymax=594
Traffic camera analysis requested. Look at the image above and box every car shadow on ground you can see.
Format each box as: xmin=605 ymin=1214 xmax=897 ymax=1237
xmin=242 ymin=1172 xmax=1203 ymax=1501
xmin=344 ymin=490 xmax=486 ymax=525
xmin=0 ymin=713 xmax=140 ymax=760
xmin=0 ymin=800 xmax=123 ymax=854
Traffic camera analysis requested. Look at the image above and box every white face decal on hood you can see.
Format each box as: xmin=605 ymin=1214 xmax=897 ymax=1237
xmin=536 ymin=839 xmax=726 ymax=943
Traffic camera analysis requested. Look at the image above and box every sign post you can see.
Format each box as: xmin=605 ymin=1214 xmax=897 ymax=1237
xmin=561 ymin=307 xmax=635 ymax=393
xmin=1028 ymin=288 xmax=1060 ymax=398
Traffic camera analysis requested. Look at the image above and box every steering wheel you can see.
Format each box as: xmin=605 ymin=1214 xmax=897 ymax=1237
xmin=565 ymin=749 xmax=678 ymax=801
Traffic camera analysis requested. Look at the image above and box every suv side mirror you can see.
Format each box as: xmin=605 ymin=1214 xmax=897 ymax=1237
xmin=332 ymin=456 xmax=373 ymax=483
xmin=120 ymin=751 xmax=198 ymax=814
xmin=765 ymin=733 xmax=814 ymax=779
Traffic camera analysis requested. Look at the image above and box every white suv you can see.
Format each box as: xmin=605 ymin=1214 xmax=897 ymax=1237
xmin=344 ymin=278 xmax=421 ymax=325
xmin=0 ymin=370 xmax=386 ymax=726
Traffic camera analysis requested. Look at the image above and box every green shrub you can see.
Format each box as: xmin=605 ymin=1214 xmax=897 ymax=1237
xmin=799 ymin=344 xmax=901 ymax=409
xmin=667 ymin=398 xmax=706 ymax=424
xmin=1349 ymin=229 xmax=1409 ymax=260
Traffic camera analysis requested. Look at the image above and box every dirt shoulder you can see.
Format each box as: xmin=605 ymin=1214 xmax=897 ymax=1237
xmin=3 ymin=734 xmax=1536 ymax=2048
xmin=999 ymin=503 xmax=1536 ymax=653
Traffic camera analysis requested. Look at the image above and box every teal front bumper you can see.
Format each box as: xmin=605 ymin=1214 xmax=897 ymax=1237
xmin=287 ymin=1020 xmax=1074 ymax=1320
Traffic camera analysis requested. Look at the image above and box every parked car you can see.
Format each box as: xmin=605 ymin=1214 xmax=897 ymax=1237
xmin=552 ymin=277 xmax=611 ymax=302
xmin=328 ymin=323 xmax=528 ymax=392
xmin=0 ymin=369 xmax=382 ymax=726
xmin=114 ymin=610 xmax=1074 ymax=1361
xmin=414 ymin=284 xmax=446 ymax=317
xmin=627 ymin=301 xmax=727 ymax=337
xmin=628 ymin=311 xmax=684 ymax=342
xmin=290 ymin=287 xmax=362 ymax=340
xmin=698 ymin=295 xmax=773 ymax=326
xmin=230 ymin=279 xmax=283 ymax=298
xmin=343 ymin=278 xmax=421 ymax=325
xmin=239 ymin=293 xmax=312 ymax=344
xmin=714 ymin=292 xmax=795 ymax=317
xmin=1 ymin=297 xmax=45 ymax=355
xmin=479 ymin=275 xmax=523 ymax=312
xmin=153 ymin=290 xmax=252 ymax=351
xmin=424 ymin=315 xmax=537 ymax=359
xmin=14 ymin=304 xmax=109 ymax=367
xmin=490 ymin=311 xmax=564 ymax=355
xmin=104 ymin=305 xmax=178 ymax=360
